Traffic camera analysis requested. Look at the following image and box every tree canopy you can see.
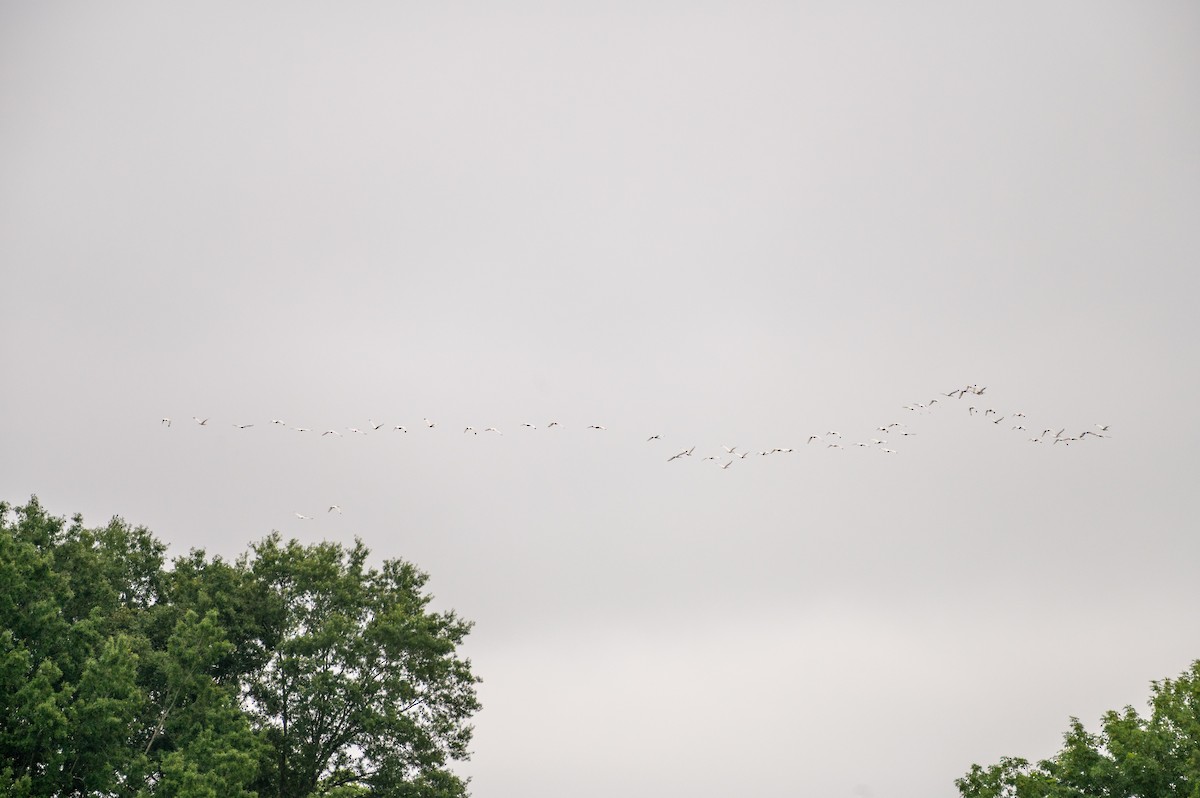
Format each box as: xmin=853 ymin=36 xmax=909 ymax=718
xmin=957 ymin=661 xmax=1200 ymax=798
xmin=0 ymin=496 xmax=480 ymax=798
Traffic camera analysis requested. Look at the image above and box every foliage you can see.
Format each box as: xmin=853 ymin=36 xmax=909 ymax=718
xmin=957 ymin=662 xmax=1200 ymax=798
xmin=241 ymin=534 xmax=480 ymax=798
xmin=0 ymin=496 xmax=480 ymax=798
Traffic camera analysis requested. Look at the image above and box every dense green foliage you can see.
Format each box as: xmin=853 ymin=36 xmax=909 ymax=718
xmin=957 ymin=662 xmax=1200 ymax=798
xmin=0 ymin=496 xmax=480 ymax=798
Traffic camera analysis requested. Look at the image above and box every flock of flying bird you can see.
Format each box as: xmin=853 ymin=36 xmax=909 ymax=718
xmin=159 ymin=383 xmax=1110 ymax=522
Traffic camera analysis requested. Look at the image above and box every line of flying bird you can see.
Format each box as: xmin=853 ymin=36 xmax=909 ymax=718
xmin=159 ymin=383 xmax=1110 ymax=520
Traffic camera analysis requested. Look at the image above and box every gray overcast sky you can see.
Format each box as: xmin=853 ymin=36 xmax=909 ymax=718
xmin=2 ymin=2 xmax=1199 ymax=796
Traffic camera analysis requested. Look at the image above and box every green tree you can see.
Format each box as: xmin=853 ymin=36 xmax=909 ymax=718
xmin=957 ymin=661 xmax=1200 ymax=798
xmin=242 ymin=534 xmax=481 ymax=798
xmin=0 ymin=497 xmax=481 ymax=797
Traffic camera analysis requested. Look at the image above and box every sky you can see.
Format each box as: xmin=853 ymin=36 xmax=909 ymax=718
xmin=2 ymin=2 xmax=1199 ymax=796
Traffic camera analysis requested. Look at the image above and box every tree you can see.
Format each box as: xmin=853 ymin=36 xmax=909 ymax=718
xmin=0 ymin=496 xmax=481 ymax=798
xmin=241 ymin=534 xmax=481 ymax=798
xmin=957 ymin=661 xmax=1200 ymax=798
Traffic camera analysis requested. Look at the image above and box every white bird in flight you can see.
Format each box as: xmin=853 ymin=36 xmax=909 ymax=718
xmin=161 ymin=417 xmax=172 ymax=427
xmin=193 ymin=417 xmax=209 ymax=426
xmin=233 ymin=423 xmax=254 ymax=429
xmin=327 ymin=505 xmax=342 ymax=514
xmin=294 ymin=512 xmax=313 ymax=520
xmin=424 ymin=418 xmax=436 ymax=428
xmin=667 ymin=446 xmax=695 ymax=462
